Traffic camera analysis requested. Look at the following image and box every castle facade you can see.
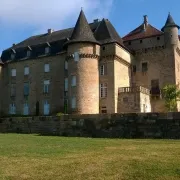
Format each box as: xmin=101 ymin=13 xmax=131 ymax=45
xmin=0 ymin=10 xmax=180 ymax=115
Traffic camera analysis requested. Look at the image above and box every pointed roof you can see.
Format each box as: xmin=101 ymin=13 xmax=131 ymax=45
xmin=162 ymin=13 xmax=180 ymax=31
xmin=94 ymin=18 xmax=124 ymax=46
xmin=123 ymin=24 xmax=163 ymax=41
xmin=65 ymin=10 xmax=99 ymax=45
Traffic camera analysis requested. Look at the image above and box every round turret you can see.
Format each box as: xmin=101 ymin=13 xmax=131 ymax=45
xmin=65 ymin=10 xmax=100 ymax=114
xmin=162 ymin=13 xmax=180 ymax=47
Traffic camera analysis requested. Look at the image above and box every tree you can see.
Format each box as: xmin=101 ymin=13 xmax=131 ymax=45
xmin=162 ymin=84 xmax=180 ymax=112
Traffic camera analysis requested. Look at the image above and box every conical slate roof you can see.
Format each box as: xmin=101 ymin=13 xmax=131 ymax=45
xmin=94 ymin=18 xmax=124 ymax=46
xmin=65 ymin=10 xmax=99 ymax=45
xmin=162 ymin=13 xmax=180 ymax=31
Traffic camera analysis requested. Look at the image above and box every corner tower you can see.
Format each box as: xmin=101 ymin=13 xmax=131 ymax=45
xmin=65 ymin=10 xmax=100 ymax=114
xmin=162 ymin=13 xmax=180 ymax=47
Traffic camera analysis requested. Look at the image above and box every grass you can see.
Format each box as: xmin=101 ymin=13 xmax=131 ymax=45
xmin=0 ymin=134 xmax=180 ymax=180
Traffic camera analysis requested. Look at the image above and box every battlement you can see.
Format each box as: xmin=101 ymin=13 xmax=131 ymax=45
xmin=118 ymin=86 xmax=150 ymax=95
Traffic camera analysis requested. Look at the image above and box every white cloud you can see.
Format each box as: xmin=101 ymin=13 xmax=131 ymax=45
xmin=0 ymin=0 xmax=113 ymax=34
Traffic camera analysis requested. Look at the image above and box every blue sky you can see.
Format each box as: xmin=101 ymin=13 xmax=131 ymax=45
xmin=0 ymin=0 xmax=180 ymax=55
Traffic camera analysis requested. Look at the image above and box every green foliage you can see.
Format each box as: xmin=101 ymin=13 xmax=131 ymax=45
xmin=56 ymin=112 xmax=64 ymax=117
xmin=162 ymin=84 xmax=180 ymax=112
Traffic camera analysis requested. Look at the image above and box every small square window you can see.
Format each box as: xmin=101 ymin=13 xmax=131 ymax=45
xmin=71 ymin=76 xmax=76 ymax=87
xmin=103 ymin=47 xmax=105 ymax=50
xmin=140 ymin=40 xmax=143 ymax=43
xmin=157 ymin=37 xmax=160 ymax=40
xmin=11 ymin=69 xmax=16 ymax=77
xmin=142 ymin=62 xmax=148 ymax=72
xmin=44 ymin=64 xmax=50 ymax=72
xmin=24 ymin=67 xmax=29 ymax=75
xmin=128 ymin=41 xmax=131 ymax=45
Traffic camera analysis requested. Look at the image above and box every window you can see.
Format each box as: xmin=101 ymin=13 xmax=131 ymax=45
xmin=23 ymin=102 xmax=29 ymax=115
xmin=100 ymin=65 xmax=105 ymax=75
xmin=102 ymin=47 xmax=105 ymax=50
xmin=44 ymin=100 xmax=50 ymax=115
xmin=65 ymin=61 xmax=68 ymax=70
xmin=44 ymin=64 xmax=50 ymax=72
xmin=44 ymin=80 xmax=50 ymax=93
xmin=65 ymin=78 xmax=68 ymax=91
xmin=24 ymin=82 xmax=29 ymax=96
xmin=133 ymin=65 xmax=136 ymax=73
xmin=10 ymin=84 xmax=16 ymax=97
xmin=151 ymin=79 xmax=160 ymax=95
xmin=71 ymin=97 xmax=76 ymax=109
xmin=9 ymin=103 xmax=16 ymax=115
xmin=140 ymin=40 xmax=143 ymax=43
xmin=101 ymin=109 xmax=107 ymax=114
xmin=24 ymin=66 xmax=29 ymax=75
xmin=157 ymin=37 xmax=160 ymax=40
xmin=100 ymin=83 xmax=107 ymax=98
xmin=100 ymin=64 xmax=107 ymax=75
xmin=142 ymin=62 xmax=148 ymax=72
xmin=11 ymin=69 xmax=16 ymax=77
xmin=128 ymin=41 xmax=131 ymax=45
xmin=11 ymin=53 xmax=15 ymax=60
xmin=74 ymin=52 xmax=79 ymax=61
xmin=123 ymin=97 xmax=128 ymax=103
xmin=27 ymin=50 xmax=31 ymax=57
xmin=71 ymin=76 xmax=76 ymax=87
xmin=45 ymin=47 xmax=50 ymax=54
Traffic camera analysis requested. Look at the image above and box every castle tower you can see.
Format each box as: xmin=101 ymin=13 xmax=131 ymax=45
xmin=162 ymin=13 xmax=180 ymax=47
xmin=65 ymin=10 xmax=100 ymax=114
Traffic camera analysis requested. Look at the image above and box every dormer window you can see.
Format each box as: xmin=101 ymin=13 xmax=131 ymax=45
xmin=11 ymin=53 xmax=15 ymax=60
xmin=27 ymin=50 xmax=31 ymax=57
xmin=45 ymin=47 xmax=50 ymax=54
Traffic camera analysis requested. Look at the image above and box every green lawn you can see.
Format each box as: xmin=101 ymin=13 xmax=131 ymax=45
xmin=0 ymin=134 xmax=180 ymax=180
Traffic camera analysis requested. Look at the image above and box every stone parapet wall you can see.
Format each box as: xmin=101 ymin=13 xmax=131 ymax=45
xmin=1 ymin=113 xmax=180 ymax=138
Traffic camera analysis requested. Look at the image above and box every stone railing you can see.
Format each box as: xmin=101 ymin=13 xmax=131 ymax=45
xmin=118 ymin=86 xmax=150 ymax=95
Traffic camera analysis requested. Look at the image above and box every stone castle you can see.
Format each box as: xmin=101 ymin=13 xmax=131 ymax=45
xmin=0 ymin=10 xmax=180 ymax=116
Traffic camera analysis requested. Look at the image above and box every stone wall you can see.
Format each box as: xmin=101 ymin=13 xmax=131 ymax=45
xmin=2 ymin=54 xmax=66 ymax=115
xmin=1 ymin=112 xmax=180 ymax=139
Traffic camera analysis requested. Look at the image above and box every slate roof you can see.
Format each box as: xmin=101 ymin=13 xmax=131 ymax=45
xmin=65 ymin=10 xmax=99 ymax=46
xmin=94 ymin=18 xmax=124 ymax=46
xmin=1 ymin=10 xmax=129 ymax=62
xmin=123 ymin=24 xmax=163 ymax=42
xmin=161 ymin=13 xmax=180 ymax=31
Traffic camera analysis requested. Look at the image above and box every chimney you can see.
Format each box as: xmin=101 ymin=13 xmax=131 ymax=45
xmin=143 ymin=15 xmax=148 ymax=27
xmin=93 ymin=19 xmax=99 ymax=23
xmin=48 ymin=29 xmax=54 ymax=34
